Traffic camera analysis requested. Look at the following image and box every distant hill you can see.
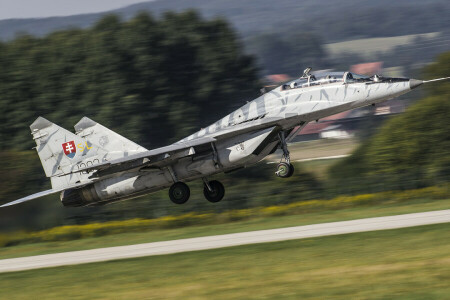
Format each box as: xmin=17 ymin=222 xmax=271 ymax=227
xmin=0 ymin=0 xmax=449 ymax=42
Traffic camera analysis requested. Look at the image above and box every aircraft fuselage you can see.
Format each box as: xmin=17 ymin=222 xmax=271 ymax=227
xmin=64 ymin=74 xmax=419 ymax=206
xmin=3 ymin=71 xmax=428 ymax=208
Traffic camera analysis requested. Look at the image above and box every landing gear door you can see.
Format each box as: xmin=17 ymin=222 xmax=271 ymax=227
xmin=215 ymin=126 xmax=280 ymax=168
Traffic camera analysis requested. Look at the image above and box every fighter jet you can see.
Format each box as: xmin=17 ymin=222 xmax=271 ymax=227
xmin=2 ymin=69 xmax=449 ymax=207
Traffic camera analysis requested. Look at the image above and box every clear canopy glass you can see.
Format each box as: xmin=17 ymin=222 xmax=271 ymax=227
xmin=281 ymin=71 xmax=372 ymax=90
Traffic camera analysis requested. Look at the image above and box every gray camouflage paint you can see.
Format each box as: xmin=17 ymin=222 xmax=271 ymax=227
xmin=12 ymin=72 xmax=421 ymax=206
xmin=179 ymin=77 xmax=415 ymax=143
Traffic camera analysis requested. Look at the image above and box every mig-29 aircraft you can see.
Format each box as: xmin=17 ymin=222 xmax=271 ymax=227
xmin=2 ymin=69 xmax=449 ymax=208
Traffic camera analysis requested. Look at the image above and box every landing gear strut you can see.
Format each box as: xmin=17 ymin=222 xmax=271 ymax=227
xmin=203 ymin=179 xmax=225 ymax=203
xmin=169 ymin=182 xmax=190 ymax=204
xmin=275 ymin=131 xmax=294 ymax=178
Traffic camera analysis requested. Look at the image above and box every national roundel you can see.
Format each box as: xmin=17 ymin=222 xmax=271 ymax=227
xmin=62 ymin=141 xmax=77 ymax=159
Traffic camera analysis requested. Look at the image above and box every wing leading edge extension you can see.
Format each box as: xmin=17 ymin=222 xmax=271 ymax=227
xmin=74 ymin=136 xmax=217 ymax=178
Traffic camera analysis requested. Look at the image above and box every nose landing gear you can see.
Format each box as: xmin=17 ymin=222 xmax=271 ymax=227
xmin=275 ymin=131 xmax=294 ymax=178
xmin=276 ymin=162 xmax=294 ymax=178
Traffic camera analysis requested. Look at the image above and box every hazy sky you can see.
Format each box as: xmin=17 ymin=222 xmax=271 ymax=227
xmin=0 ymin=0 xmax=152 ymax=20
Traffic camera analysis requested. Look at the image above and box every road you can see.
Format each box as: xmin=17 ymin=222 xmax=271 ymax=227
xmin=0 ymin=209 xmax=449 ymax=273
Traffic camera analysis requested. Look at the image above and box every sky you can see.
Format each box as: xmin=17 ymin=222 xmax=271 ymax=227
xmin=0 ymin=0 xmax=152 ymax=20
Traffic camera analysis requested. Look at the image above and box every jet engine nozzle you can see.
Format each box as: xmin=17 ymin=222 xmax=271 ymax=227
xmin=60 ymin=185 xmax=100 ymax=207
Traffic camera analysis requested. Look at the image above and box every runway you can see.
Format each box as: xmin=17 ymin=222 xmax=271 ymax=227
xmin=0 ymin=209 xmax=449 ymax=273
xmin=266 ymin=154 xmax=350 ymax=164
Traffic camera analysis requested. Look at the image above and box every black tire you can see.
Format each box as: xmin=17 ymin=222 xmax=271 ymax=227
xmin=287 ymin=163 xmax=295 ymax=177
xmin=276 ymin=162 xmax=293 ymax=178
xmin=203 ymin=180 xmax=225 ymax=203
xmin=169 ymin=182 xmax=190 ymax=204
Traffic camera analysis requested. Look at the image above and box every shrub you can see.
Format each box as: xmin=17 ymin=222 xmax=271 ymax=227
xmin=1 ymin=185 xmax=449 ymax=247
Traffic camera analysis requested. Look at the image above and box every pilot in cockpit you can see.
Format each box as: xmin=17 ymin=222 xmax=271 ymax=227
xmin=307 ymin=74 xmax=316 ymax=86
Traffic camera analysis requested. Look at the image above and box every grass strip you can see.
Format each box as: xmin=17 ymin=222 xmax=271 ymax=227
xmin=0 ymin=195 xmax=448 ymax=260
xmin=0 ymin=223 xmax=448 ymax=299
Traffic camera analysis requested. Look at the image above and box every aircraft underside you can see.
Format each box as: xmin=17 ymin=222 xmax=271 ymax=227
xmin=61 ymin=125 xmax=286 ymax=207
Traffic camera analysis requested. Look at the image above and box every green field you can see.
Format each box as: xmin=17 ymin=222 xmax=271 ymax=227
xmin=325 ymin=32 xmax=440 ymax=58
xmin=0 ymin=197 xmax=448 ymax=260
xmin=1 ymin=223 xmax=449 ymax=299
xmin=265 ymin=138 xmax=359 ymax=179
xmin=268 ymin=138 xmax=358 ymax=179
xmin=296 ymin=158 xmax=342 ymax=180
xmin=271 ymin=138 xmax=358 ymax=161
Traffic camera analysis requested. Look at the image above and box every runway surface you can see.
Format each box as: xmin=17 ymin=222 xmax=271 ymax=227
xmin=266 ymin=154 xmax=350 ymax=164
xmin=0 ymin=209 xmax=449 ymax=273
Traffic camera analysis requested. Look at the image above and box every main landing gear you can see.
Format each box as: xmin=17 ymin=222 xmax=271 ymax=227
xmin=203 ymin=179 xmax=225 ymax=203
xmin=169 ymin=182 xmax=190 ymax=204
xmin=275 ymin=131 xmax=294 ymax=178
xmin=168 ymin=179 xmax=225 ymax=204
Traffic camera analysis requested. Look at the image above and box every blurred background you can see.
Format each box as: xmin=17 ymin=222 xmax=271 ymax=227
xmin=0 ymin=1 xmax=449 ymax=298
xmin=0 ymin=0 xmax=449 ymax=233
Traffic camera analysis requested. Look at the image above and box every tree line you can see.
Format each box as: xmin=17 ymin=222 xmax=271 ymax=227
xmin=0 ymin=11 xmax=259 ymax=151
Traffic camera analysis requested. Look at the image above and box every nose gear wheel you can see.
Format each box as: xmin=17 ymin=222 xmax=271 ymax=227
xmin=276 ymin=162 xmax=294 ymax=178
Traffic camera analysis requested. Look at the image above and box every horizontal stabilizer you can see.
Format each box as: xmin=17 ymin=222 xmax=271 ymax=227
xmin=0 ymin=189 xmax=59 ymax=208
xmin=0 ymin=182 xmax=91 ymax=208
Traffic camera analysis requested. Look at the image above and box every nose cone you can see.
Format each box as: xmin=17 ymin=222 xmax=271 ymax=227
xmin=409 ymin=79 xmax=423 ymax=89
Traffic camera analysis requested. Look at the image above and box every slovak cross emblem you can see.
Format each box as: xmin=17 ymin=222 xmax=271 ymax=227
xmin=62 ymin=141 xmax=77 ymax=159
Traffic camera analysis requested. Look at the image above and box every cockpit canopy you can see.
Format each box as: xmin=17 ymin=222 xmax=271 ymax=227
xmin=281 ymin=71 xmax=372 ymax=90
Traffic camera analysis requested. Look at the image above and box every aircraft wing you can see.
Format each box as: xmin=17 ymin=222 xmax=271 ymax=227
xmin=74 ymin=136 xmax=216 ymax=178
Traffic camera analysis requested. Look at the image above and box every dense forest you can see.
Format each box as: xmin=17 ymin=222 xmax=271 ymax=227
xmin=0 ymin=11 xmax=259 ymax=151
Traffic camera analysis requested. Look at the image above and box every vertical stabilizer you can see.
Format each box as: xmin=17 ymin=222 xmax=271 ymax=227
xmin=30 ymin=117 xmax=100 ymax=178
xmin=74 ymin=117 xmax=147 ymax=155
